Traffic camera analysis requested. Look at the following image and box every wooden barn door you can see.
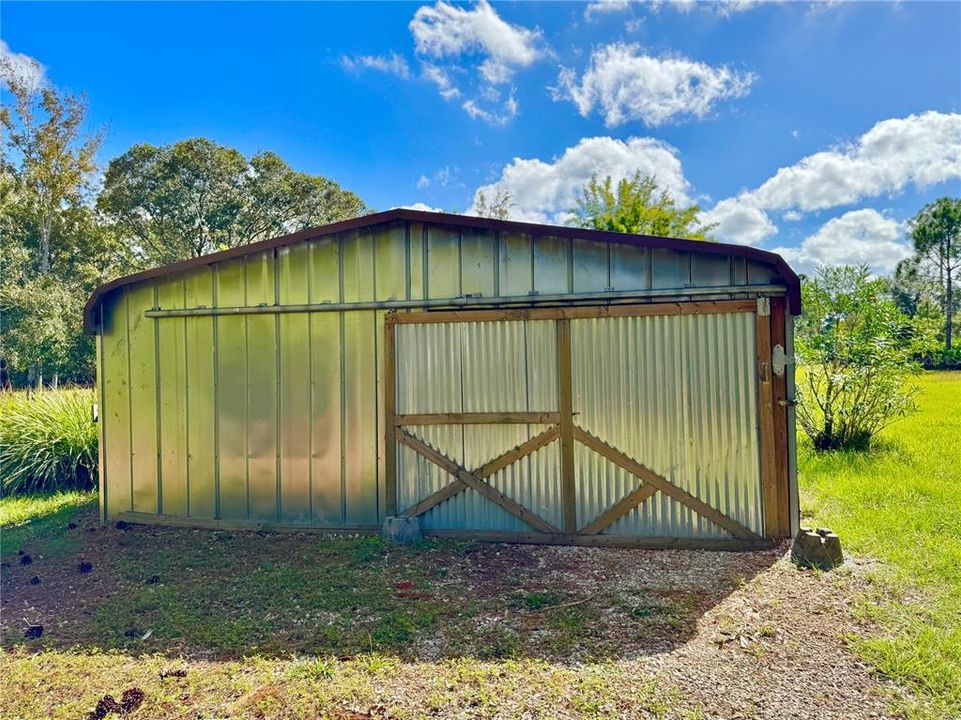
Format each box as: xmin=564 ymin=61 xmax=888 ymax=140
xmin=385 ymin=299 xmax=786 ymax=547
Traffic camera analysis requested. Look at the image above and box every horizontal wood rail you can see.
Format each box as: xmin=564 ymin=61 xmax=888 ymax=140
xmin=395 ymin=412 xmax=560 ymax=426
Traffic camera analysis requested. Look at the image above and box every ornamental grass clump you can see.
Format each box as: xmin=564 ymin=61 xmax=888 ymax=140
xmin=0 ymin=388 xmax=98 ymax=494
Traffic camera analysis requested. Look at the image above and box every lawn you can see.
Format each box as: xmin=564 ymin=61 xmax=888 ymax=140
xmin=800 ymin=370 xmax=961 ymax=719
xmin=1 ymin=372 xmax=958 ymax=719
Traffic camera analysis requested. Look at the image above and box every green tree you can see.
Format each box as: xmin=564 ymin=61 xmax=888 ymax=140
xmin=570 ymin=172 xmax=715 ymax=240
xmin=473 ymin=187 xmax=513 ymax=220
xmin=97 ymin=138 xmax=368 ymax=267
xmin=0 ymin=65 xmax=102 ymax=275
xmin=907 ymin=197 xmax=961 ymax=350
xmin=796 ymin=265 xmax=920 ymax=451
xmin=1 ymin=63 xmax=120 ymax=385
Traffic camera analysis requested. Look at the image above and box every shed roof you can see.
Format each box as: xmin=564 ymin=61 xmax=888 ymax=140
xmin=83 ymin=208 xmax=801 ymax=333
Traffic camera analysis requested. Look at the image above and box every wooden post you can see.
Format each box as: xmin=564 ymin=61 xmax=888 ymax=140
xmin=755 ymin=298 xmax=779 ymax=539
xmin=770 ymin=297 xmax=790 ymax=537
xmin=384 ymin=315 xmax=397 ymax=517
xmin=556 ymin=318 xmax=577 ymax=534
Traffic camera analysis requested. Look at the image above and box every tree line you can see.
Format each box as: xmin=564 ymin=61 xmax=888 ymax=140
xmin=1 ymin=66 xmax=367 ymax=386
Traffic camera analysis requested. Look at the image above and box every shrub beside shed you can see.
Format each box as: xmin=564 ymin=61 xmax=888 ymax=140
xmin=83 ymin=209 xmax=800 ymax=549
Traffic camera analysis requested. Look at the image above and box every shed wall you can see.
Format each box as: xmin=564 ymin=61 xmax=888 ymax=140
xmin=97 ymin=219 xmax=793 ymax=539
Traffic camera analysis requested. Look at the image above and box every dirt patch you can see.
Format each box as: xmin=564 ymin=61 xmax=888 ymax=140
xmin=0 ymin=512 xmax=907 ymax=718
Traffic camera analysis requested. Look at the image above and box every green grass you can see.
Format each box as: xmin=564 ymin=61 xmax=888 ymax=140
xmin=800 ymin=371 xmax=961 ymax=719
xmin=0 ymin=388 xmax=98 ymax=493
xmin=0 ymin=490 xmax=97 ymax=562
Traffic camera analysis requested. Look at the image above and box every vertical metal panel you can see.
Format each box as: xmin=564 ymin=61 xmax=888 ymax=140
xmin=157 ymin=276 xmax=187 ymax=516
xmin=692 ymin=252 xmax=732 ymax=287
xmin=245 ymin=251 xmax=278 ymax=523
xmin=343 ymin=231 xmax=379 ymax=525
xmin=650 ymin=248 xmax=689 ymax=289
xmin=278 ymin=244 xmax=311 ymax=523
xmin=308 ymin=237 xmax=344 ymax=524
xmin=215 ymin=259 xmax=249 ymax=520
xmin=533 ymin=235 xmax=570 ymax=294
xmin=126 ymin=282 xmax=159 ymax=514
xmin=408 ymin=222 xmax=425 ymax=300
xmin=747 ymin=259 xmax=778 ymax=285
xmin=498 ymin=232 xmax=533 ymax=297
xmin=611 ymin=244 xmax=649 ymax=291
xmin=374 ymin=223 xmax=407 ymax=301
xmin=427 ymin=225 xmax=460 ymax=299
xmin=571 ymin=312 xmax=763 ymax=538
xmin=343 ymin=310 xmax=379 ymax=524
xmin=101 ymin=290 xmax=132 ymax=516
xmin=572 ymin=238 xmax=609 ymax=293
xmin=460 ymin=228 xmax=497 ymax=297
xmin=184 ymin=269 xmax=216 ymax=519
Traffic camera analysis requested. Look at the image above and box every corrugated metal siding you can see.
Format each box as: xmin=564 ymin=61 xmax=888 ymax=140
xmin=99 ymin=218 xmax=781 ymax=536
xmin=571 ymin=312 xmax=763 ymax=538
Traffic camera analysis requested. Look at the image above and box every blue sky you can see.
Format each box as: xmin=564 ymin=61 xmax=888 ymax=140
xmin=2 ymin=0 xmax=959 ymax=274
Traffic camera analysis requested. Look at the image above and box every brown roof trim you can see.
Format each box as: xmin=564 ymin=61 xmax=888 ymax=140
xmin=83 ymin=208 xmax=801 ymax=333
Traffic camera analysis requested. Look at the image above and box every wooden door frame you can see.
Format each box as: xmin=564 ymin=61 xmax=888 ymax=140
xmin=383 ymin=298 xmax=787 ymax=545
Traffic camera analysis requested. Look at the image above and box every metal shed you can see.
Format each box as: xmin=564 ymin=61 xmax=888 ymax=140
xmin=84 ymin=209 xmax=801 ymax=549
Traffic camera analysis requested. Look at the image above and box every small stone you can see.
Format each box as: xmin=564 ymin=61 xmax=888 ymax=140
xmin=20 ymin=554 xmax=32 ymax=566
xmin=79 ymin=561 xmax=94 ymax=574
xmin=381 ymin=515 xmax=423 ymax=545
xmin=30 ymin=575 xmax=41 ymax=585
xmin=791 ymin=527 xmax=843 ymax=570
xmin=24 ymin=624 xmax=43 ymax=639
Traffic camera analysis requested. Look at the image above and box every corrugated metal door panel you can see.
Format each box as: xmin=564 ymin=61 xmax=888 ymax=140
xmin=184 ymin=269 xmax=216 ymax=520
xmin=126 ymin=281 xmax=159 ymax=515
xmin=570 ymin=312 xmax=763 ymax=538
xmin=394 ymin=319 xmax=561 ymax=532
xmin=101 ymin=290 xmax=132 ymax=516
xmin=157 ymin=275 xmax=187 ymax=517
xmin=278 ymin=245 xmax=311 ymax=524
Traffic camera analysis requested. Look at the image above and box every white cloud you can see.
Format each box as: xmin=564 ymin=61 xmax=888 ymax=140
xmin=469 ymin=136 xmax=691 ymax=224
xmin=752 ymin=111 xmax=961 ymax=212
xmin=421 ymin=63 xmax=461 ymax=100
xmin=552 ymin=43 xmax=755 ymax=127
xmin=703 ymin=111 xmax=961 ymax=245
xmin=340 ymin=51 xmax=410 ymax=79
xmin=700 ymin=195 xmax=776 ymax=246
xmin=397 ymin=202 xmax=446 ymax=213
xmin=416 ymin=175 xmax=431 ymax=189
xmin=409 ymin=0 xmax=545 ymax=123
xmin=410 ymin=0 xmax=544 ymax=82
xmin=462 ymin=92 xmax=518 ymax=126
xmin=652 ymin=0 xmax=768 ymax=16
xmin=0 ymin=40 xmax=45 ymax=91
xmin=584 ymin=0 xmax=631 ymax=20
xmin=773 ymin=209 xmax=911 ymax=276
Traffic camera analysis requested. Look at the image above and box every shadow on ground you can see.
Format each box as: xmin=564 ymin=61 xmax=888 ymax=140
xmin=1 ymin=501 xmax=781 ymax=663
